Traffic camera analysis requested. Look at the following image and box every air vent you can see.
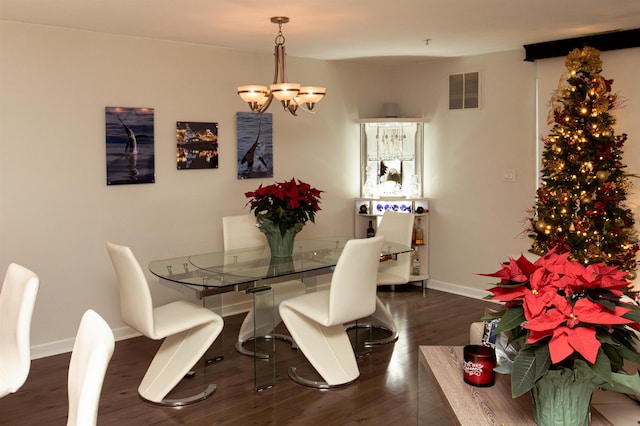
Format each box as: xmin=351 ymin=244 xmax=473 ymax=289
xmin=449 ymin=72 xmax=479 ymax=109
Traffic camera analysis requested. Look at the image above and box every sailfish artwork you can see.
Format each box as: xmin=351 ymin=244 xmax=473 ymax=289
xmin=114 ymin=112 xmax=139 ymax=179
xmin=115 ymin=113 xmax=137 ymax=154
xmin=241 ymin=115 xmax=268 ymax=171
xmin=106 ymin=106 xmax=155 ymax=186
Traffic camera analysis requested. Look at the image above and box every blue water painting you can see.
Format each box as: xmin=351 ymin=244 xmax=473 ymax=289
xmin=237 ymin=112 xmax=273 ymax=179
xmin=106 ymin=107 xmax=155 ymax=185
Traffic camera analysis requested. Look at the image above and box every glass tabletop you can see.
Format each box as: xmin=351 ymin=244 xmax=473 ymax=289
xmin=148 ymin=237 xmax=411 ymax=290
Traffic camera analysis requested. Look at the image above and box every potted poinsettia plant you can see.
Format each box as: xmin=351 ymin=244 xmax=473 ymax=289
xmin=481 ymin=249 xmax=640 ymax=426
xmin=245 ymin=178 xmax=323 ymax=257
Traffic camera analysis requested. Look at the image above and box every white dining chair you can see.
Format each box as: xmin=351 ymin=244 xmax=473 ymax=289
xmin=365 ymin=211 xmax=415 ymax=347
xmin=279 ymin=236 xmax=384 ymax=388
xmin=67 ymin=309 xmax=115 ymax=426
xmin=362 ymin=210 xmax=414 ymax=346
xmin=223 ymin=214 xmax=305 ymax=358
xmin=106 ymin=241 xmax=224 ymax=406
xmin=0 ymin=263 xmax=40 ymax=399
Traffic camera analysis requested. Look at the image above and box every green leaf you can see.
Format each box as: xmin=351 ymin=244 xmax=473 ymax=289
xmin=493 ymin=306 xmax=525 ymax=334
xmin=532 ymin=345 xmax=551 ymax=381
xmin=601 ymin=371 xmax=640 ymax=395
xmin=511 ymin=346 xmax=537 ymax=398
xmin=618 ymin=342 xmax=640 ymax=364
xmin=594 ymin=298 xmax=616 ymax=311
xmin=601 ymin=342 xmax=624 ymax=372
xmin=622 ymin=307 xmax=640 ymax=322
xmin=590 ymin=349 xmax=613 ymax=384
xmin=480 ymin=309 xmax=505 ymax=321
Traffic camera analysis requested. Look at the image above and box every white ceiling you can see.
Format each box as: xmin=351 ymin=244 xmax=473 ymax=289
xmin=2 ymin=0 xmax=640 ymax=65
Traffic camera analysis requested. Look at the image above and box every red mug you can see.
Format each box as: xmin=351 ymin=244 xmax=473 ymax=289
xmin=463 ymin=345 xmax=496 ymax=387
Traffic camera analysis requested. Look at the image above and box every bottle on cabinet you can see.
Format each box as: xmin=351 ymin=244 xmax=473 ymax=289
xmin=414 ymin=217 xmax=424 ymax=245
xmin=412 ymin=250 xmax=421 ymax=275
xmin=366 ymin=220 xmax=375 ymax=238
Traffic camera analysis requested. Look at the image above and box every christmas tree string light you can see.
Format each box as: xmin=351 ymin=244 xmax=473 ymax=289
xmin=529 ymin=46 xmax=639 ymax=279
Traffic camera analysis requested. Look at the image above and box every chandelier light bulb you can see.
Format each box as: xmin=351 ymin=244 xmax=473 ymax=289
xmin=297 ymin=86 xmax=327 ymax=109
xmin=237 ymin=17 xmax=325 ymax=116
xmin=270 ymin=83 xmax=300 ymax=102
xmin=237 ymin=85 xmax=269 ymax=111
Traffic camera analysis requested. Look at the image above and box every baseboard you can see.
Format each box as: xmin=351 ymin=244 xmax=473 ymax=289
xmin=425 ymin=279 xmax=497 ymax=302
xmin=31 ymin=302 xmax=254 ymax=360
xmin=221 ymin=300 xmax=252 ymax=317
xmin=34 ymin=280 xmax=436 ymax=360
xmin=31 ymin=326 xmax=142 ymax=360
xmin=30 ymin=284 xmax=331 ymax=360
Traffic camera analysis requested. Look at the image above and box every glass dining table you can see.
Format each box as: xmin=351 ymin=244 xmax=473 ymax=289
xmin=148 ymin=236 xmax=412 ymax=390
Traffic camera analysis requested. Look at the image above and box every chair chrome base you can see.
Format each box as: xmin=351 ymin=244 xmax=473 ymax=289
xmin=204 ymin=354 xmax=224 ymax=365
xmin=287 ymin=367 xmax=356 ymax=389
xmin=140 ymin=383 xmax=217 ymax=408
xmin=346 ymin=323 xmax=399 ymax=347
xmin=235 ymin=333 xmax=297 ymax=359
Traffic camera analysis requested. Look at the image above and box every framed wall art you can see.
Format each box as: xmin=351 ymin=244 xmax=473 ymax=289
xmin=176 ymin=121 xmax=219 ymax=169
xmin=105 ymin=106 xmax=155 ymax=185
xmin=236 ymin=112 xmax=273 ymax=179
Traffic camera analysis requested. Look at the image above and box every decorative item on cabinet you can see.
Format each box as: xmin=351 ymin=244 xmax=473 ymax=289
xmin=414 ymin=217 xmax=424 ymax=246
xmin=366 ymin=220 xmax=375 ymax=238
xmin=411 ymin=250 xmax=420 ymax=275
xmin=354 ymin=198 xmax=429 ymax=286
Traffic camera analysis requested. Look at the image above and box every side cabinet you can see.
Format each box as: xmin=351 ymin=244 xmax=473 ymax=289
xmin=355 ymin=198 xmax=429 ymax=282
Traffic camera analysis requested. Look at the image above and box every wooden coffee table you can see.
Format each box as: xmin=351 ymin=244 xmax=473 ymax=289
xmin=418 ymin=346 xmax=612 ymax=425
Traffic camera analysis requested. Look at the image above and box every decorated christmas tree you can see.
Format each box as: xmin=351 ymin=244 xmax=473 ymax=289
xmin=529 ymin=46 xmax=639 ymax=278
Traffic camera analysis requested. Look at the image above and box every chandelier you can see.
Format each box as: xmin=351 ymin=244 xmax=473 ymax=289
xmin=237 ymin=17 xmax=326 ymax=116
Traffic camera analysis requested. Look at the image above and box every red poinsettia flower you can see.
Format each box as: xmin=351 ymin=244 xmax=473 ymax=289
xmin=480 ymin=254 xmax=535 ymax=284
xmin=245 ymin=178 xmax=323 ymax=234
xmin=544 ymin=298 xmax=632 ymax=364
xmin=585 ymin=263 xmax=629 ymax=294
xmin=525 ymin=297 xmax=632 ymax=363
xmin=523 ymin=290 xmax=571 ymax=326
xmin=486 ymin=285 xmax=531 ymax=303
xmin=481 ymin=247 xmax=640 ymax=386
xmin=547 ymin=326 xmax=599 ymax=364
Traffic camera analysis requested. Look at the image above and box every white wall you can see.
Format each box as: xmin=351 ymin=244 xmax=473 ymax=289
xmin=2 ymin=20 xmax=639 ymax=358
xmin=0 ymin=21 xmax=386 ymax=357
xmin=388 ymin=51 xmax=538 ymax=294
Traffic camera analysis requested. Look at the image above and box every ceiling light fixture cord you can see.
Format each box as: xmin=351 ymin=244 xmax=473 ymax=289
xmin=237 ymin=17 xmax=326 ymax=116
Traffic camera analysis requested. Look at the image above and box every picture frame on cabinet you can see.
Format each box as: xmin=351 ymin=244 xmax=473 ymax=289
xmin=176 ymin=121 xmax=219 ymax=170
xmin=105 ymin=106 xmax=155 ymax=185
xmin=236 ymin=112 xmax=273 ymax=179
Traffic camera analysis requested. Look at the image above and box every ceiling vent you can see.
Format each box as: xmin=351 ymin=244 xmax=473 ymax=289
xmin=449 ymin=72 xmax=479 ymax=110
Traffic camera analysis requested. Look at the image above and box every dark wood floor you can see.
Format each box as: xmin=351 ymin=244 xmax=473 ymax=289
xmin=0 ymin=287 xmax=495 ymax=425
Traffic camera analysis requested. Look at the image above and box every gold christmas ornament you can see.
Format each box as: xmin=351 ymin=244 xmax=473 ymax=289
xmin=565 ymin=46 xmax=602 ymax=75
xmin=596 ymin=170 xmax=610 ymax=181
xmin=594 ymin=95 xmax=610 ymax=114
xmin=535 ymin=220 xmax=547 ymax=232
xmin=627 ymin=271 xmax=637 ymax=281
